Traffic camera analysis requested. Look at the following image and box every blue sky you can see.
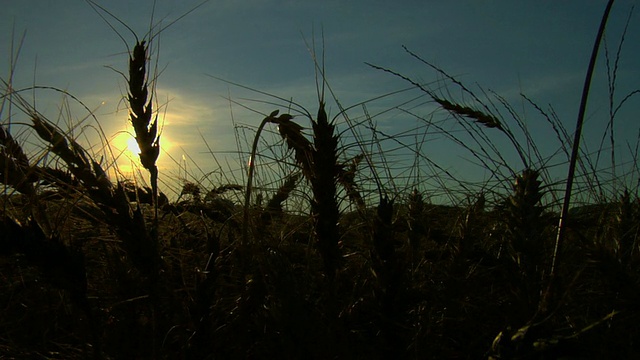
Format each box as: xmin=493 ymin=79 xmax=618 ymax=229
xmin=2 ymin=1 xmax=640 ymax=204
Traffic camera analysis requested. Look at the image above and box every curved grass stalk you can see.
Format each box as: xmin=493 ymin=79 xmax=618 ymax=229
xmin=551 ymin=0 xmax=615 ymax=279
xmin=242 ymin=110 xmax=296 ymax=246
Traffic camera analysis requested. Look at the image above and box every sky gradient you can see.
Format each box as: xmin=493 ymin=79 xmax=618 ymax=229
xmin=2 ymin=1 xmax=640 ymax=204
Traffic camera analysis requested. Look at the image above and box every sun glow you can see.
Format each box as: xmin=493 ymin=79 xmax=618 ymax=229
xmin=111 ymin=129 xmax=176 ymax=175
xmin=113 ymin=132 xmax=140 ymax=159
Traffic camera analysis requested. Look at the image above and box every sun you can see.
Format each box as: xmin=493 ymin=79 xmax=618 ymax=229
xmin=113 ymin=132 xmax=141 ymax=159
xmin=111 ymin=130 xmax=176 ymax=175
xmin=126 ymin=136 xmax=141 ymax=155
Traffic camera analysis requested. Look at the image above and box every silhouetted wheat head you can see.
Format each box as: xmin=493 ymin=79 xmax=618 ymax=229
xmin=264 ymin=172 xmax=300 ymax=222
xmin=31 ymin=114 xmax=113 ymax=202
xmin=0 ymin=126 xmax=36 ymax=196
xmin=29 ymin=112 xmax=161 ymax=285
xmin=504 ymin=169 xmax=546 ymax=278
xmin=433 ymin=97 xmax=503 ymax=130
xmin=407 ymin=188 xmax=425 ymax=258
xmin=372 ymin=196 xmax=396 ymax=284
xmin=266 ymin=102 xmax=342 ymax=279
xmin=128 ymin=41 xmax=160 ymax=200
xmin=310 ymin=102 xmax=341 ymax=280
xmin=269 ymin=111 xmax=313 ymax=179
xmin=338 ymin=153 xmax=366 ymax=212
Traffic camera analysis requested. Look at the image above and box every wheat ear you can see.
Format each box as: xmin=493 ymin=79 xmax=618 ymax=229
xmin=0 ymin=126 xmax=36 ymax=195
xmin=504 ymin=169 xmax=544 ymax=274
xmin=310 ymin=101 xmax=341 ymax=280
xmin=30 ymin=113 xmax=160 ymax=281
xmin=266 ymin=173 xmax=300 ymax=214
xmin=337 ymin=154 xmax=366 ymax=211
xmin=128 ymin=41 xmax=160 ymax=218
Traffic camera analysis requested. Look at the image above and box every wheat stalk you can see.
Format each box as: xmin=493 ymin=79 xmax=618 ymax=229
xmin=310 ymin=101 xmax=341 ymax=280
xmin=269 ymin=101 xmax=342 ymax=279
xmin=242 ymin=110 xmax=297 ymax=246
xmin=31 ymin=114 xmax=112 ymax=198
xmin=30 ymin=113 xmax=161 ymax=288
xmin=366 ymin=59 xmax=530 ymax=169
xmin=128 ymin=40 xmax=160 ymax=209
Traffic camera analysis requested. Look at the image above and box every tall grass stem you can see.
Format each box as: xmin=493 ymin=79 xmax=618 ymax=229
xmin=551 ymin=0 xmax=615 ymax=279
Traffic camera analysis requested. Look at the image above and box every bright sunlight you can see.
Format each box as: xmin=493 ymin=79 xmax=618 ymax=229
xmin=111 ymin=129 xmax=175 ymax=176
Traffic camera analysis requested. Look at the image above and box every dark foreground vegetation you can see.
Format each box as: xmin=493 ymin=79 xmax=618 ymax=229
xmin=0 ymin=167 xmax=639 ymax=359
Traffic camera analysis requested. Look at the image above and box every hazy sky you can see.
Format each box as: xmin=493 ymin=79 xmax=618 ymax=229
xmin=2 ymin=1 xmax=639 ymax=202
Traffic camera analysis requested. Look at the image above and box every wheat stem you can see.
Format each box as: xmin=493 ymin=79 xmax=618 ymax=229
xmin=242 ymin=110 xmax=291 ymax=246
